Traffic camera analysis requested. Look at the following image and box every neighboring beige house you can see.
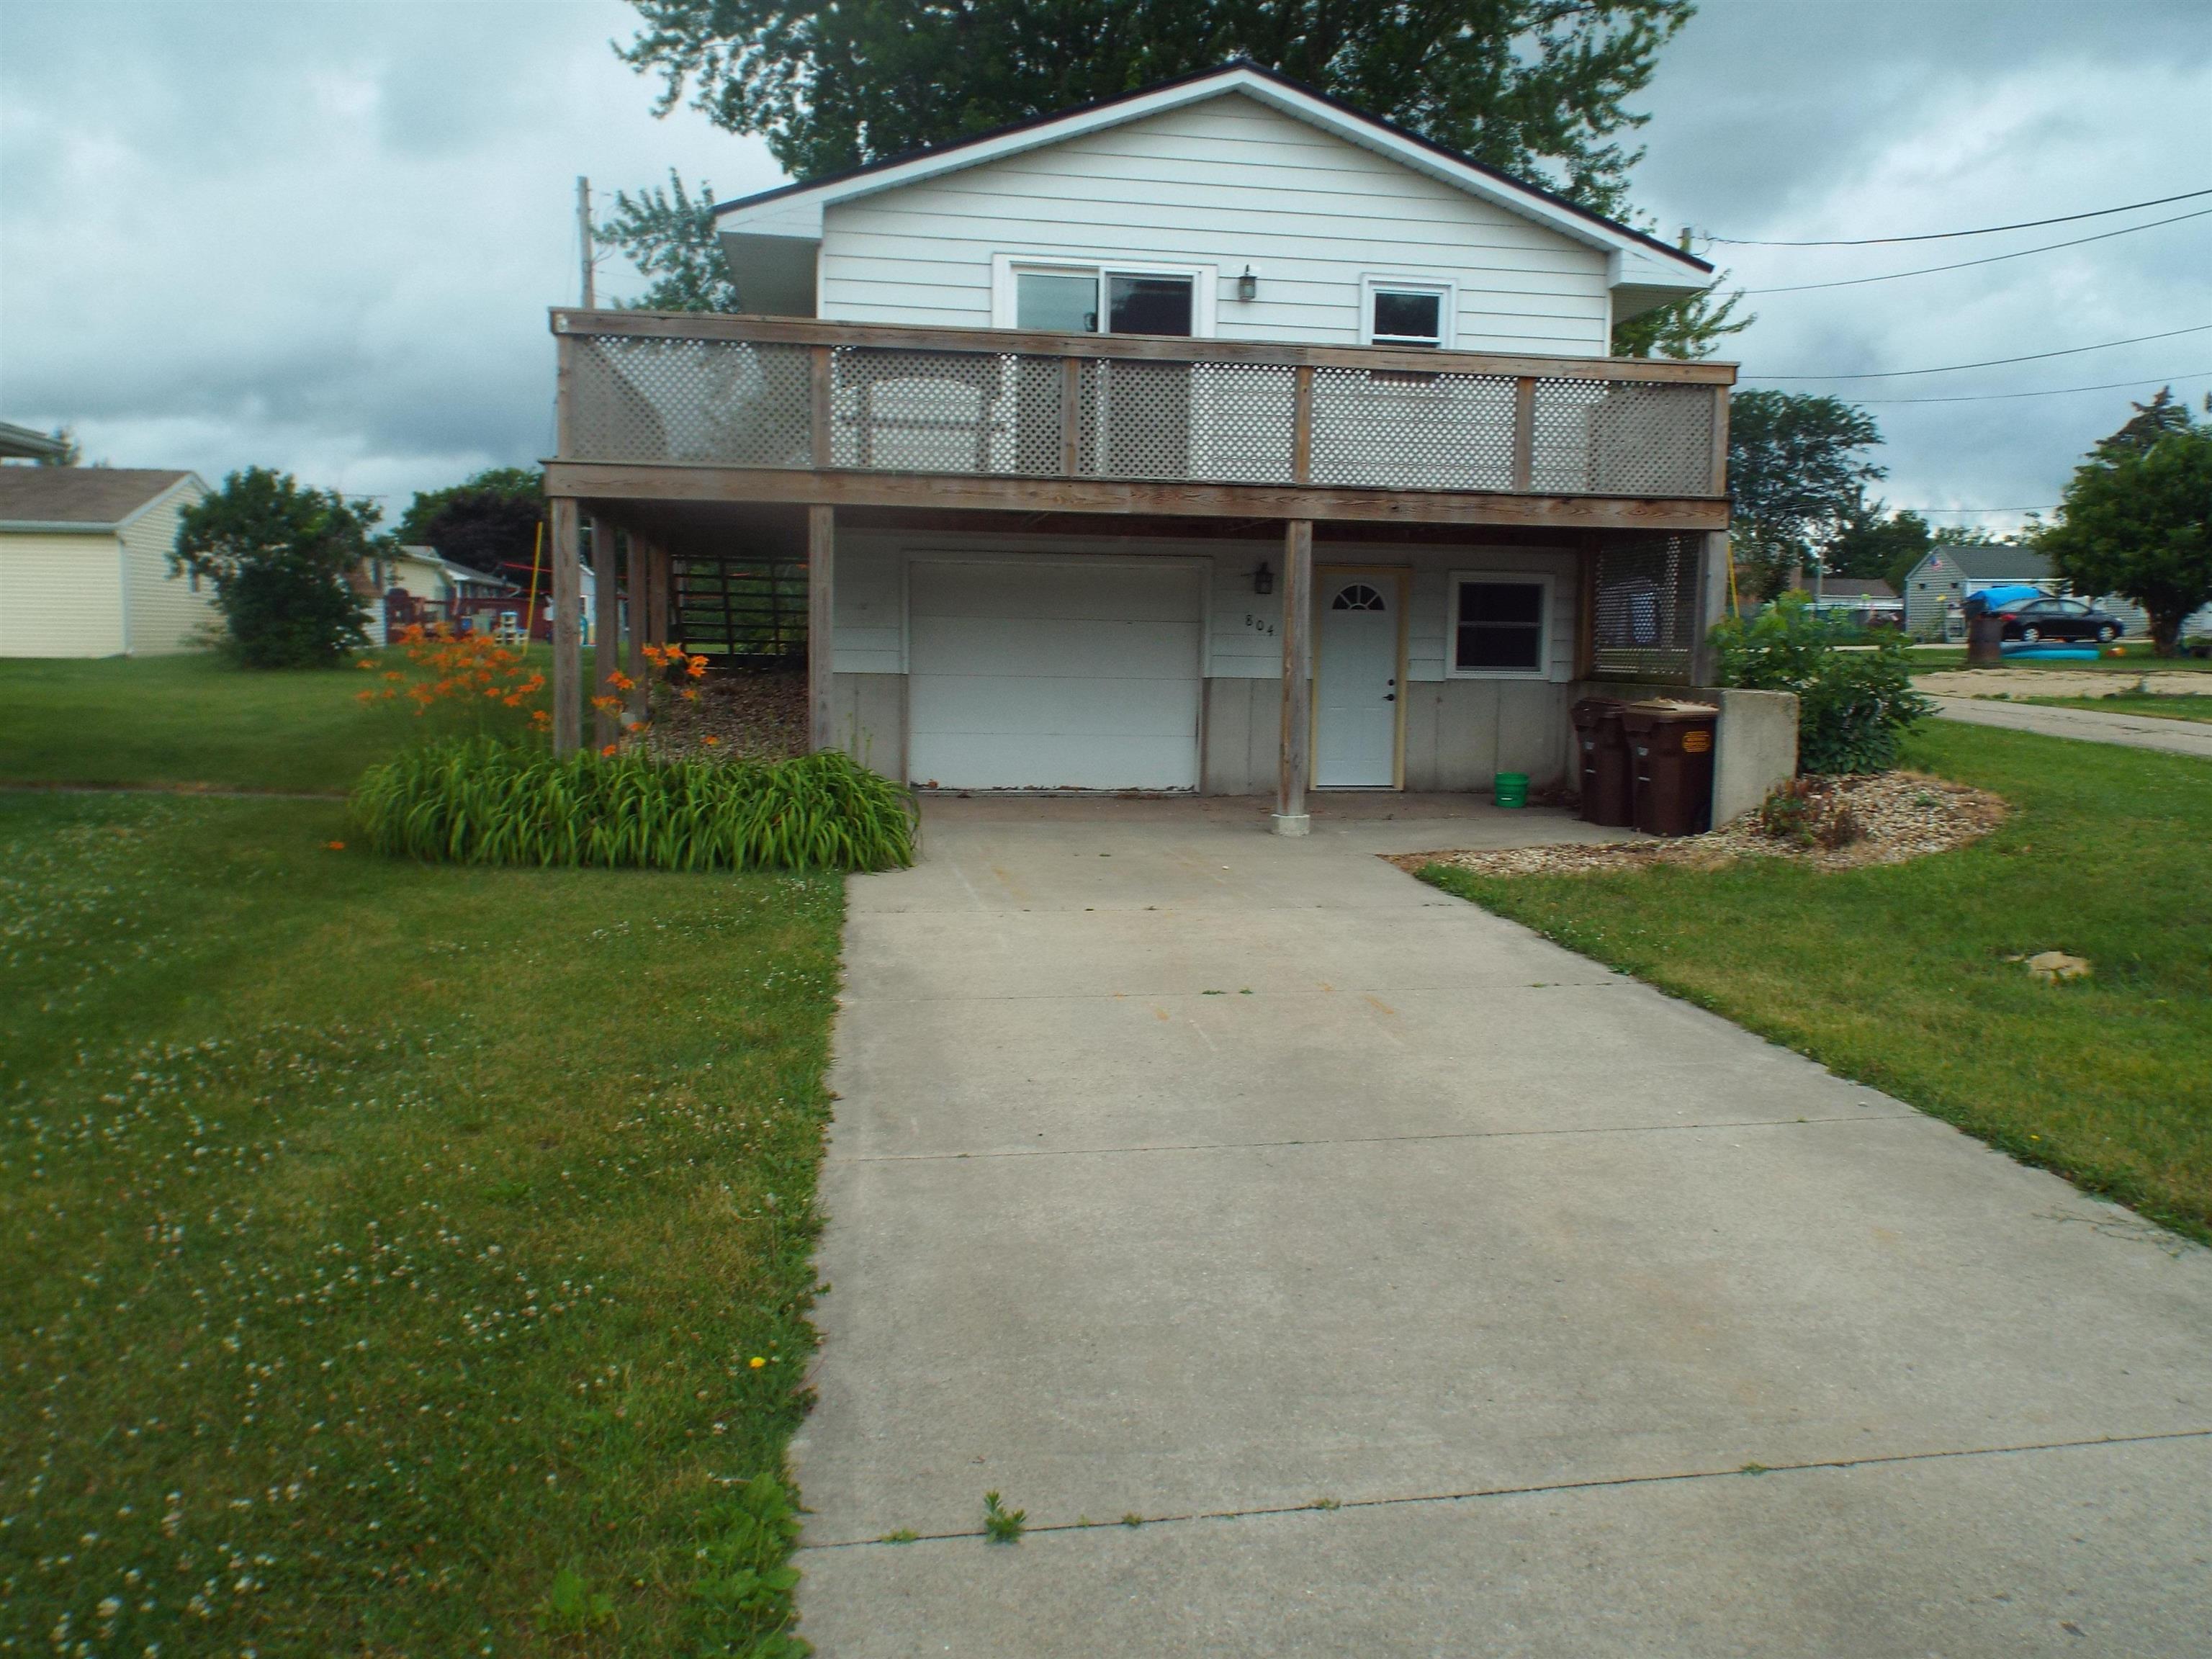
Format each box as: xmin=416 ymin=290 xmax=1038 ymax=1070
xmin=0 ymin=468 xmax=212 ymax=657
xmin=363 ymin=545 xmax=520 ymax=644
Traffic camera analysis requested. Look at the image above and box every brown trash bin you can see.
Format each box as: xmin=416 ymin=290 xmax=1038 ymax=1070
xmin=1571 ymin=697 xmax=1632 ymax=827
xmin=1621 ymin=700 xmax=1719 ymax=837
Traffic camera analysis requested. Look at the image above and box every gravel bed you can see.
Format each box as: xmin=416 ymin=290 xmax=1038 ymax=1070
xmin=640 ymin=670 xmax=809 ymax=761
xmin=1401 ymin=770 xmax=2006 ymax=879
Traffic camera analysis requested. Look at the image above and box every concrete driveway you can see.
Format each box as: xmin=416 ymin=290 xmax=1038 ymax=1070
xmin=1933 ymin=693 xmax=2212 ymax=759
xmin=793 ymin=795 xmax=2212 ymax=1656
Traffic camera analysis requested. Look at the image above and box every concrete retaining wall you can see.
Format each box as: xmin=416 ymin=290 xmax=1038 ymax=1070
xmin=1572 ymin=682 xmax=1799 ymax=826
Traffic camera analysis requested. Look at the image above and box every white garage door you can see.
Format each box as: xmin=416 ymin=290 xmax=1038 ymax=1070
xmin=907 ymin=560 xmax=1203 ymax=791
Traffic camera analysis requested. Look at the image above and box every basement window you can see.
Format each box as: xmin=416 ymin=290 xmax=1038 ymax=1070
xmin=1451 ymin=574 xmax=1552 ymax=677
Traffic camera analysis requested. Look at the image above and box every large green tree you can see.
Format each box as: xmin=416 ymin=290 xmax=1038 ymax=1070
xmin=174 ymin=468 xmax=377 ymax=669
xmin=395 ymin=466 xmax=547 ymax=584
xmin=1726 ymin=390 xmax=1886 ymax=603
xmin=2041 ymin=390 xmax=2212 ymax=657
xmin=620 ymin=1 xmax=1692 ymax=216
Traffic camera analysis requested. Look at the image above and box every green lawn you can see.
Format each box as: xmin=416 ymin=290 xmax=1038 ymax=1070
xmin=2023 ymin=693 xmax=2212 ymax=724
xmin=0 ymin=652 xmax=540 ymax=793
xmin=3 ymin=699 xmax=842 ymax=1650
xmin=1422 ymin=722 xmax=2212 ymax=1244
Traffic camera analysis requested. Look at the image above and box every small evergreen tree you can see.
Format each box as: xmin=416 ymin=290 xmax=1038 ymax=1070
xmin=596 ymin=171 xmax=742 ymax=312
xmin=173 ymin=467 xmax=376 ymax=668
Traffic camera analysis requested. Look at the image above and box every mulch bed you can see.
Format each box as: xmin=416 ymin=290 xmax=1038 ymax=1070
xmin=1395 ymin=770 xmax=2007 ymax=879
xmin=640 ymin=670 xmax=809 ymax=761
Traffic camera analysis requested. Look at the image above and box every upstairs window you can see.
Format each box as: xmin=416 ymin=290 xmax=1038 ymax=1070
xmin=1007 ymin=263 xmax=1205 ymax=336
xmin=1365 ymin=279 xmax=1452 ymax=349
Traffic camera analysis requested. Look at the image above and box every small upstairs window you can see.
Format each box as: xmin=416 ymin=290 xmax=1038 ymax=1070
xmin=1366 ymin=280 xmax=1451 ymax=349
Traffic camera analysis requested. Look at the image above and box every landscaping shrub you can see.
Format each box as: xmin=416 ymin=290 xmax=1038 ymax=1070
xmin=1714 ymin=591 xmax=1934 ymax=773
xmin=173 ymin=467 xmax=377 ymax=668
xmin=351 ymin=739 xmax=914 ymax=871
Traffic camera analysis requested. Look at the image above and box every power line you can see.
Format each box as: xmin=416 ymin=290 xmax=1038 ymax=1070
xmin=1851 ymin=367 xmax=2212 ymax=405
xmin=1746 ymin=323 xmax=2212 ymax=381
xmin=1891 ymin=506 xmax=2055 ymax=514
xmin=1740 ymin=207 xmax=2212 ymax=295
xmin=1709 ymin=186 xmax=2212 ymax=247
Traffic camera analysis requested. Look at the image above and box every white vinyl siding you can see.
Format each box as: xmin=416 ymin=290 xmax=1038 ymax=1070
xmin=118 ymin=485 xmax=216 ymax=655
xmin=0 ymin=533 xmax=127 ymax=657
xmin=817 ymin=92 xmax=1612 ymax=356
xmin=905 ymin=559 xmax=1204 ymax=790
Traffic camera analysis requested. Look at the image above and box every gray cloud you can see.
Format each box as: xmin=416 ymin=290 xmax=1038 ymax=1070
xmin=4 ymin=0 xmax=2207 ymax=531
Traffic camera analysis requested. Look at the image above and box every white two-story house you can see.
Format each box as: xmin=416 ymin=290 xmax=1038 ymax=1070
xmin=544 ymin=61 xmax=1732 ymax=831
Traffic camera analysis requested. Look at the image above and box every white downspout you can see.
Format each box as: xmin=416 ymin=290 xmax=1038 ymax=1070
xmin=118 ymin=534 xmax=134 ymax=656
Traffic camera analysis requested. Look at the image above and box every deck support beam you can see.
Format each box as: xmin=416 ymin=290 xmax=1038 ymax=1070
xmin=1274 ymin=518 xmax=1313 ymax=837
xmin=549 ymin=498 xmax=583 ymax=757
xmin=590 ymin=514 xmax=621 ymax=752
xmin=808 ymin=504 xmax=836 ymax=753
xmin=624 ymin=534 xmax=652 ymax=729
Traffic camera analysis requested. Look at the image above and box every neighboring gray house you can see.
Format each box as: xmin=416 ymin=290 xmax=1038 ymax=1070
xmin=546 ymin=60 xmax=1736 ymax=827
xmin=1902 ymin=544 xmax=2059 ymax=637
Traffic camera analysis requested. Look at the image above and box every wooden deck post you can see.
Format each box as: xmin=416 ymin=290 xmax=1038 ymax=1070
xmin=590 ymin=514 xmax=620 ymax=751
xmin=647 ymin=543 xmax=672 ymax=647
xmin=1274 ymin=518 xmax=1313 ymax=836
xmin=549 ymin=498 xmax=583 ymax=757
xmin=624 ymin=535 xmax=651 ymax=729
xmin=1574 ymin=536 xmax=1600 ymax=682
xmin=808 ymin=505 xmax=836 ymax=753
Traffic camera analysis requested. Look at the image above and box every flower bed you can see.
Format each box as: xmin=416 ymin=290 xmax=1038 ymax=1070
xmin=351 ymin=740 xmax=914 ymax=872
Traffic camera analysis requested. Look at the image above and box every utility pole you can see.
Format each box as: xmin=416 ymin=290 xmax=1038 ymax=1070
xmin=576 ymin=175 xmax=595 ymax=309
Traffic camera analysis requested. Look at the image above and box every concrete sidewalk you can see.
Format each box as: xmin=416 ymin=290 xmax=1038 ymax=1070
xmin=794 ymin=795 xmax=2212 ymax=1656
xmin=1933 ymin=693 xmax=2212 ymax=759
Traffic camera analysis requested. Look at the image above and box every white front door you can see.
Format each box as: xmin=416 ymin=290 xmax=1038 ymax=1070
xmin=1314 ymin=573 xmax=1400 ymax=788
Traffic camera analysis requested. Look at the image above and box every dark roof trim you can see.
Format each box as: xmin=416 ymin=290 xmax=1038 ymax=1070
xmin=716 ymin=58 xmax=1712 ymax=274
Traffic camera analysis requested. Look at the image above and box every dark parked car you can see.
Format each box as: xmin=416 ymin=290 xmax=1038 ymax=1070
xmin=1995 ymin=595 xmax=2126 ymax=643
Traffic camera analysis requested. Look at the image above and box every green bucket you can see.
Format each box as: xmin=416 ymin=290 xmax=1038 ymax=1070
xmin=1495 ymin=771 xmax=1529 ymax=809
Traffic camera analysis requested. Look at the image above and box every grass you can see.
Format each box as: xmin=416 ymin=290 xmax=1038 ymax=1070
xmin=1 ymin=783 xmax=843 ymax=1653
xmin=0 ymin=653 xmax=542 ymax=793
xmin=1420 ymin=722 xmax=2212 ymax=1244
xmin=2022 ymin=693 xmax=2212 ymax=724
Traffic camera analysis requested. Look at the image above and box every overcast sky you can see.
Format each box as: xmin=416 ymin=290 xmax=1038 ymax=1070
xmin=5 ymin=0 xmax=2208 ymax=535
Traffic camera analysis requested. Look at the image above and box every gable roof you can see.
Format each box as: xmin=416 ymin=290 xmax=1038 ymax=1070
xmin=1920 ymin=544 xmax=2054 ymax=581
xmin=1810 ymin=577 xmax=1897 ymax=600
xmin=0 ymin=468 xmax=198 ymax=531
xmin=717 ymin=60 xmax=1712 ymax=290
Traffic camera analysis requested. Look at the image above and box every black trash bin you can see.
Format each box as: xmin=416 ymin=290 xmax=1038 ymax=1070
xmin=1571 ymin=697 xmax=1632 ymax=827
xmin=1621 ymin=700 xmax=1719 ymax=837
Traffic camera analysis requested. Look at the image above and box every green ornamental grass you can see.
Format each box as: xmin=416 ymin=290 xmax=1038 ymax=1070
xmin=351 ymin=740 xmax=915 ymax=873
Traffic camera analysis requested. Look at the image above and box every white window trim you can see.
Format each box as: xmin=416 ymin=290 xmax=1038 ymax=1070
xmin=990 ymin=253 xmax=1218 ymax=337
xmin=1361 ymin=275 xmax=1457 ymax=349
xmin=1447 ymin=570 xmax=1555 ymax=680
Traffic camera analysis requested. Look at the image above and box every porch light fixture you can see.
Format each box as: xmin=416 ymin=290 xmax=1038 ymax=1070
xmin=1253 ymin=559 xmax=1274 ymax=595
xmin=1238 ymin=265 xmax=1259 ymax=302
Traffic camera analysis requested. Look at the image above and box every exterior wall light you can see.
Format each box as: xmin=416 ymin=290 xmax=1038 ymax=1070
xmin=1238 ymin=265 xmax=1259 ymax=302
xmin=1253 ymin=559 xmax=1274 ymax=595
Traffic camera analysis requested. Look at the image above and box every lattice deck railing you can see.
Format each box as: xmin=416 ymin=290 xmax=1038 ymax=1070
xmin=554 ymin=313 xmax=1732 ymax=501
